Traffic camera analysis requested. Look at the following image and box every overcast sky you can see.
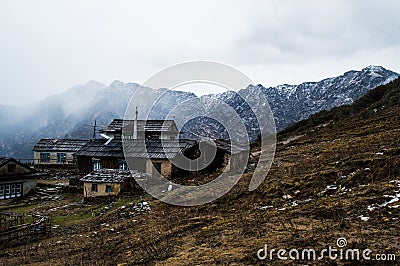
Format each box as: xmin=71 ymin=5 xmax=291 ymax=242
xmin=1 ymin=0 xmax=399 ymax=106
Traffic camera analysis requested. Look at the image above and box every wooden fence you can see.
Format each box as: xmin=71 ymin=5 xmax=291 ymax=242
xmin=0 ymin=212 xmax=51 ymax=247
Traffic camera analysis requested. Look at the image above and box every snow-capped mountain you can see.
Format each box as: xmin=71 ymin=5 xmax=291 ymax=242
xmin=0 ymin=65 xmax=397 ymax=159
xmin=178 ymin=65 xmax=398 ymax=141
xmin=258 ymin=65 xmax=399 ymax=130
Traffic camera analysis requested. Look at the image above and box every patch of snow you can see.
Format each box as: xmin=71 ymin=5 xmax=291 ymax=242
xmin=282 ymin=194 xmax=293 ymax=200
xmin=380 ymin=197 xmax=399 ymax=207
xmin=260 ymin=205 xmax=274 ymax=210
xmin=297 ymin=198 xmax=313 ymax=204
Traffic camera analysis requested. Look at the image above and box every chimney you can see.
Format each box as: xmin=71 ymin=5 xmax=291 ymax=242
xmin=133 ymin=106 xmax=138 ymax=139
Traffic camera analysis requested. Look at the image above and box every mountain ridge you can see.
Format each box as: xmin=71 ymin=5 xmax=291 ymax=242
xmin=0 ymin=65 xmax=398 ymax=159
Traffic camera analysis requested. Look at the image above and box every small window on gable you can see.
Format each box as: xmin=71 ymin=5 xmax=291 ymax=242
xmin=105 ymin=185 xmax=112 ymax=193
xmin=118 ymin=159 xmax=128 ymax=170
xmin=7 ymin=164 xmax=16 ymax=173
xmin=91 ymin=183 xmax=98 ymax=192
xmin=92 ymin=159 xmax=101 ymax=171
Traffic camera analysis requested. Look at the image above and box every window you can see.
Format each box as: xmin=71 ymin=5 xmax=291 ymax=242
xmin=16 ymin=184 xmax=22 ymax=194
xmin=118 ymin=159 xmax=128 ymax=170
xmin=91 ymin=183 xmax=98 ymax=192
xmin=57 ymin=153 xmax=67 ymax=164
xmin=105 ymin=185 xmax=112 ymax=193
xmin=92 ymin=159 xmax=101 ymax=171
xmin=5 ymin=185 xmax=10 ymax=198
xmin=146 ymin=133 xmax=160 ymax=140
xmin=40 ymin=153 xmax=50 ymax=163
xmin=123 ymin=131 xmax=133 ymax=139
xmin=7 ymin=164 xmax=16 ymax=173
xmin=1 ymin=183 xmax=23 ymax=199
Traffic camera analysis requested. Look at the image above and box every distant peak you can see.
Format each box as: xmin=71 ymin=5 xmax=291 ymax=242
xmin=85 ymin=80 xmax=106 ymax=87
xmin=110 ymin=80 xmax=124 ymax=88
xmin=86 ymin=80 xmax=99 ymax=85
xmin=126 ymin=82 xmax=140 ymax=87
xmin=362 ymin=65 xmax=385 ymax=72
xmin=245 ymin=84 xmax=264 ymax=90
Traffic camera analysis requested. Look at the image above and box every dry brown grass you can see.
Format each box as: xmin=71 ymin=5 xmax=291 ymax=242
xmin=1 ymin=92 xmax=400 ymax=265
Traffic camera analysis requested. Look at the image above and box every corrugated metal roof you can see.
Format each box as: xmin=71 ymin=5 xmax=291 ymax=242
xmin=74 ymin=139 xmax=123 ymax=158
xmin=80 ymin=169 xmax=149 ymax=183
xmin=102 ymin=119 xmax=178 ymax=133
xmin=213 ymin=139 xmax=248 ymax=154
xmin=33 ymin=139 xmax=89 ymax=152
xmin=75 ymin=139 xmax=196 ymax=159
xmin=0 ymin=157 xmax=37 ymax=174
xmin=0 ymin=157 xmax=12 ymax=167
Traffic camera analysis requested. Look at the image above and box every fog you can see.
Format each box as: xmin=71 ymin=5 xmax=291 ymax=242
xmin=0 ymin=0 xmax=399 ymax=106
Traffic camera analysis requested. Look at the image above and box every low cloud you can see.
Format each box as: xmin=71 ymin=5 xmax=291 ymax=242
xmin=0 ymin=0 xmax=399 ymax=105
xmin=232 ymin=0 xmax=400 ymax=63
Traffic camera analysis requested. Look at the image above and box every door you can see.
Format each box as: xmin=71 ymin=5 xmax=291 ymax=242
xmin=153 ymin=162 xmax=162 ymax=177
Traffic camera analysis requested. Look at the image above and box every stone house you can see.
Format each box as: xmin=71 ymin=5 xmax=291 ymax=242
xmin=0 ymin=157 xmax=40 ymax=202
xmin=80 ymin=168 xmax=147 ymax=199
xmin=33 ymin=139 xmax=88 ymax=166
xmin=75 ymin=119 xmax=196 ymax=176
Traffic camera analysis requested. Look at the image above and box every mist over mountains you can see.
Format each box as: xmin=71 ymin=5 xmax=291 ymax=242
xmin=0 ymin=65 xmax=398 ymax=159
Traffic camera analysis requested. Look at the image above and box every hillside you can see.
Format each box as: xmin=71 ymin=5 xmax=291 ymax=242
xmin=1 ymin=79 xmax=399 ymax=264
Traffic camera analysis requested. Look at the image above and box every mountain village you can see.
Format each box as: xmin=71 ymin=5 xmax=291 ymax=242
xmin=0 ymin=70 xmax=399 ymax=264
